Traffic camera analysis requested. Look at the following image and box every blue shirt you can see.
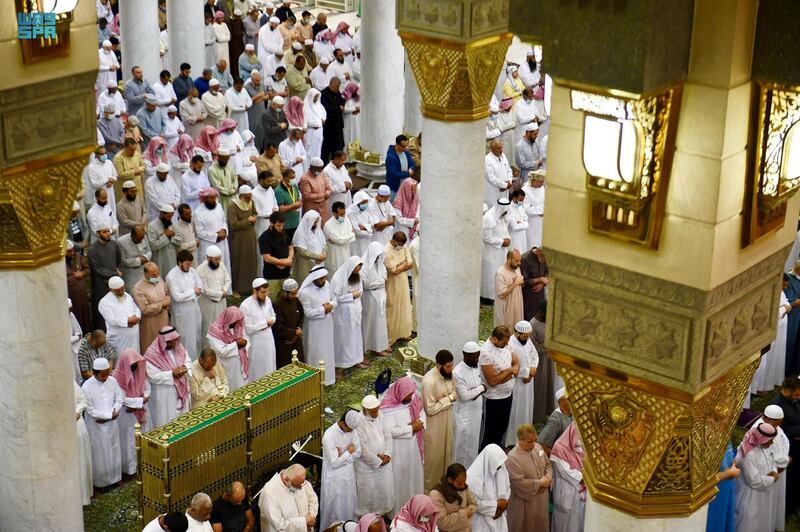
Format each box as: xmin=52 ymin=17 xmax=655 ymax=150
xmin=124 ymin=78 xmax=155 ymax=116
xmin=194 ymin=77 xmax=210 ymax=98
xmin=135 ymin=107 xmax=164 ymax=141
xmin=385 ymin=144 xmax=416 ymax=192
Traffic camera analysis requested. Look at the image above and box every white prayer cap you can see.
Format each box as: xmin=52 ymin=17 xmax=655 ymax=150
xmin=239 ymin=184 xmax=253 ymax=194
xmin=102 ymin=103 xmax=115 ymax=113
xmin=555 ymin=387 xmax=568 ymax=401
xmin=526 ymin=45 xmax=535 ymax=56
xmin=122 ymin=180 xmax=136 ymax=189
xmin=93 ymin=357 xmax=111 ymax=371
xmin=507 ymin=65 xmax=518 ymax=73
xmin=217 ymin=147 xmax=231 ymax=156
xmin=167 ymin=105 xmax=178 ymax=112
xmin=102 ymin=39 xmax=112 ymax=47
xmin=108 ymin=276 xmax=125 ymax=289
xmin=292 ymin=42 xmax=303 ymax=51
xmin=67 ymin=297 xmax=73 ymax=307
xmin=106 ymin=80 xmax=117 ymax=88
xmin=66 ymin=240 xmax=75 ymax=250
xmin=252 ymin=277 xmax=269 ymax=289
xmin=310 ymin=157 xmax=324 ymax=167
xmin=515 ymin=321 xmax=533 ymax=334
xmin=764 ymin=405 xmax=784 ymax=419
xmin=270 ymin=16 xmax=281 ymax=24
xmin=489 ymin=102 xmax=499 ymax=113
xmin=209 ymin=78 xmax=220 ymax=87
xmin=128 ymin=115 xmax=139 ymax=125
xmin=275 ymin=48 xmax=285 ymax=56
xmin=486 ymin=128 xmax=501 ymax=140
xmin=523 ymin=122 xmax=539 ymax=132
xmin=206 ymin=245 xmax=222 ymax=258
xmin=159 ymin=203 xmax=175 ymax=213
xmin=145 ymin=94 xmax=158 ymax=104
xmin=377 ymin=184 xmax=391 ymax=196
xmin=497 ymin=197 xmax=511 ymax=206
xmin=344 ymin=410 xmax=362 ymax=429
xmin=72 ymin=201 xmax=80 ymax=211
xmin=156 ymin=162 xmax=170 ymax=173
xmin=266 ymin=2 xmax=275 ymax=8
xmin=95 ymin=220 xmax=111 ymax=232
xmin=282 ymin=278 xmax=299 ymax=291
xmin=304 ymin=38 xmax=313 ymax=45
xmin=245 ymin=43 xmax=255 ymax=51
xmin=362 ymin=395 xmax=380 ymax=409
xmin=273 ymin=95 xmax=286 ymax=106
xmin=234 ymin=8 xmax=242 ymax=15
xmin=462 ymin=341 xmax=481 ymax=354
xmin=320 ymin=57 xmax=330 ymax=65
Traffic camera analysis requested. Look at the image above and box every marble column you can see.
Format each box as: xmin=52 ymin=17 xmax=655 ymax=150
xmin=585 ymin=496 xmax=708 ymax=532
xmin=0 ymin=262 xmax=83 ymax=531
xmin=356 ymin=0 xmax=405 ymax=181
xmin=167 ymin=0 xmax=206 ymax=77
xmin=120 ymin=0 xmax=161 ymax=83
xmin=417 ymin=118 xmax=484 ymax=359
xmin=403 ymin=54 xmax=422 ymax=136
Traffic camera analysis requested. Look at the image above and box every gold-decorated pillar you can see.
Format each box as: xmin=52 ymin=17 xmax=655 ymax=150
xmin=0 ymin=0 xmax=98 ymax=528
xmin=397 ymin=0 xmax=511 ymax=359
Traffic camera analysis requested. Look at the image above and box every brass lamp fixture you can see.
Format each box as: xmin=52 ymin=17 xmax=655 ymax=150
xmin=15 ymin=0 xmax=78 ymax=64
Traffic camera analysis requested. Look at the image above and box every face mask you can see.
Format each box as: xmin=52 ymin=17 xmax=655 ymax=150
xmin=311 ymin=169 xmax=320 ymax=175
xmin=419 ymin=517 xmax=430 ymax=524
xmin=224 ymin=130 xmax=233 ymax=135
xmin=288 ymin=485 xmax=299 ymax=493
xmin=147 ymin=276 xmax=161 ymax=284
xmin=301 ymin=18 xmax=309 ymax=25
xmin=98 ymin=154 xmax=107 ymax=162
xmin=358 ymin=203 xmax=368 ymax=212
xmin=155 ymin=148 xmax=163 ymax=155
xmin=335 ymin=216 xmax=344 ymax=224
xmin=489 ymin=114 xmax=497 ymax=121
xmin=287 ymin=23 xmax=294 ymax=29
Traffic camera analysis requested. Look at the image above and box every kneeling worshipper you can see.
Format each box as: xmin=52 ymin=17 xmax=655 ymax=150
xmin=380 ymin=376 xmax=426 ymax=514
xmin=734 ymin=422 xmax=780 ymax=532
xmin=467 ymin=444 xmax=511 ymax=532
xmin=331 ymin=256 xmax=367 ymax=379
xmin=429 ymin=463 xmax=479 ymax=532
xmin=189 ymin=347 xmax=229 ymax=408
xmin=550 ymin=422 xmax=585 ymax=532
xmin=354 ymin=513 xmax=387 ymax=532
xmin=144 ymin=326 xmax=192 ymax=428
xmin=73 ymin=382 xmax=93 ymax=506
xmin=258 ymin=463 xmax=319 ymax=532
xmin=505 ymin=424 xmax=552 ymax=532
xmin=82 ymin=357 xmax=124 ymax=489
xmin=355 ymin=395 xmax=395 ymax=517
xmin=298 ymin=266 xmax=337 ymax=385
xmin=207 ymin=306 xmax=250 ymax=391
xmin=240 ymin=278 xmax=278 ymax=381
xmin=391 ymin=495 xmax=440 ymax=532
xmin=320 ymin=410 xmax=363 ymax=530
xmin=99 ymin=276 xmax=141 ymax=354
xmin=503 ymin=322 xmax=538 ymax=447
xmin=113 ymin=348 xmax=151 ymax=476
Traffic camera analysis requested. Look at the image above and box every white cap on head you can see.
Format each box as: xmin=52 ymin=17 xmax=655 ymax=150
xmin=270 ymin=16 xmax=280 ymax=24
xmin=362 ymin=395 xmax=380 ymax=409
xmin=234 ymin=8 xmax=242 ymax=15
xmin=209 ymin=78 xmax=220 ymax=87
xmin=145 ymin=94 xmax=158 ymax=104
xmin=245 ymin=43 xmax=255 ymax=51
xmin=486 ymin=128 xmax=501 ymax=140
xmin=462 ymin=341 xmax=481 ymax=354
xmin=156 ymin=162 xmax=170 ymax=173
xmin=266 ymin=1 xmax=275 ymax=7
xmin=524 ymin=122 xmax=539 ymax=132
xmin=282 ymin=278 xmax=299 ymax=291
xmin=345 ymin=410 xmax=362 ymax=429
xmin=108 ymin=276 xmax=125 ymax=289
xmin=106 ymin=80 xmax=117 ymax=89
xmin=489 ymin=103 xmax=499 ymax=113
xmin=252 ymin=277 xmax=268 ymax=289
xmin=128 ymin=115 xmax=139 ymax=125
xmin=206 ymin=245 xmax=221 ymax=258
xmin=320 ymin=57 xmax=330 ymax=65
xmin=273 ymin=95 xmax=286 ymax=106
xmin=310 ymin=157 xmax=324 ymax=167
xmin=292 ymin=42 xmax=302 ymax=51
xmin=102 ymin=39 xmax=112 ymax=47
xmin=530 ymin=169 xmax=546 ymax=180
xmin=159 ymin=203 xmax=175 ymax=213
xmin=378 ymin=184 xmax=390 ymax=196
xmin=217 ymin=147 xmax=231 ymax=156
xmin=167 ymin=104 xmax=177 ymax=112
xmin=102 ymin=103 xmax=115 ymax=114
xmin=66 ymin=240 xmax=75 ymax=250
xmin=72 ymin=201 xmax=81 ymax=211
xmin=239 ymin=184 xmax=253 ymax=194
xmin=93 ymin=357 xmax=111 ymax=371
xmin=497 ymin=197 xmax=511 ymax=206
xmin=526 ymin=46 xmax=535 ymax=56
xmin=764 ymin=404 xmax=784 ymax=419
xmin=515 ymin=321 xmax=533 ymax=334
xmin=122 ymin=180 xmax=136 ymax=189
xmin=555 ymin=387 xmax=568 ymax=401
xmin=95 ymin=220 xmax=111 ymax=232
xmin=305 ymin=38 xmax=313 ymax=45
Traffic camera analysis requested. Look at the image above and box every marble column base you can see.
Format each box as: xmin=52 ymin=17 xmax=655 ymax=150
xmin=355 ymin=161 xmax=387 ymax=184
xmin=585 ymin=494 xmax=709 ymax=532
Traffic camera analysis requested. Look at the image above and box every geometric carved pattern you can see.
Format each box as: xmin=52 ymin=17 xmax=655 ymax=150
xmin=397 ymin=0 xmax=510 ymax=43
xmin=646 ymin=436 xmax=692 ymax=493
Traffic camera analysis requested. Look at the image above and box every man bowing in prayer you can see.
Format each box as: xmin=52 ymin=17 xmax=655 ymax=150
xmin=494 ymin=249 xmax=524 ymax=328
xmin=82 ymin=357 xmax=124 ymax=489
xmin=330 ymin=256 xmax=367 ymax=379
xmin=505 ymin=424 xmax=551 ymax=532
xmin=189 ymin=347 xmax=229 ymax=409
xmin=207 ymin=306 xmax=250 ymax=391
xmin=320 ymin=410 xmax=362 ymax=530
xmin=454 ymin=341 xmax=486 ymax=467
xmin=143 ymin=326 xmax=192 ymax=428
xmin=132 ymin=262 xmax=171 ymax=352
xmin=422 ymin=350 xmax=457 ymax=491
xmin=355 ymin=395 xmax=395 ymax=518
xmin=259 ymin=463 xmax=319 ymax=532
xmin=240 ymin=278 xmax=278 ymax=381
xmin=99 ymin=275 xmax=142 ymax=354
xmin=298 ymin=266 xmax=337 ymax=385
xmin=503 ymin=322 xmax=538 ymax=448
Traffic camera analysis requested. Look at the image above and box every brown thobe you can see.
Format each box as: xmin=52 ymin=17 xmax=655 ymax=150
xmin=226 ymin=200 xmax=259 ymax=294
xmin=116 ymin=197 xmax=147 ymax=236
xmin=297 ymin=170 xmax=332 ymax=223
xmin=227 ymin=17 xmax=246 ymax=78
xmin=506 ymin=443 xmax=552 ymax=532
xmin=131 ymin=278 xmax=170 ymax=353
xmin=530 ymin=318 xmax=555 ymax=422
xmin=422 ymin=368 xmax=456 ymax=491
xmin=494 ymin=265 xmax=523 ymax=328
xmin=429 ymin=488 xmax=478 ymax=532
xmin=520 ymin=250 xmax=548 ymax=321
xmin=66 ymin=255 xmax=91 ymax=332
xmin=272 ymin=292 xmax=304 ymax=367
xmin=384 ymin=244 xmax=413 ymax=345
xmin=255 ymin=153 xmax=285 ymax=188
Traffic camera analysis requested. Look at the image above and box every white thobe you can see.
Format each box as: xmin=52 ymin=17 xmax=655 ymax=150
xmin=207 ymin=333 xmax=249 ymax=391
xmin=253 ymin=184 xmax=279 ymax=238
xmin=258 ymin=472 xmax=319 ymax=532
xmin=181 ymin=169 xmax=212 ymax=211
xmin=238 ymin=144 xmax=260 ymax=186
xmin=310 ymin=66 xmax=330 ymax=92
xmin=484 ymin=152 xmax=512 ymax=206
xmin=196 ymin=261 xmax=231 ymax=343
xmin=323 ymin=163 xmax=352 ymax=207
xmin=165 ymin=267 xmax=204 ymax=359
xmin=98 ymin=292 xmax=141 ymax=354
xmin=355 ymin=412 xmax=395 ymax=516
xmin=194 ymin=203 xmax=232 ymax=268
xmin=97 ymin=49 xmax=119 ymax=90
xmin=299 ymin=282 xmax=338 ymax=385
xmin=470 ymin=467 xmax=511 ymax=532
xmin=513 ymin=100 xmax=539 ymax=142
xmin=202 ymin=91 xmax=229 ymax=129
xmin=368 ymin=199 xmax=397 ymax=247
xmin=186 ymin=512 xmax=214 ymax=532
xmin=145 ymin=175 xmax=181 ymax=221
xmin=361 ymin=264 xmax=388 ymax=353
xmin=74 ymin=382 xmax=93 ymax=505
xmin=153 ymin=81 xmax=178 ymax=118
xmin=323 ymin=217 xmax=355 ymax=276
xmin=181 ymin=97 xmax=208 ymax=140
xmin=264 ymin=56 xmax=286 ymax=77
xmin=754 ymin=417 xmax=790 ymax=532
xmin=87 ymin=159 xmax=119 ymax=216
xmin=326 ymin=60 xmax=353 ymax=85
xmin=551 ymin=457 xmax=584 ymax=532
xmin=163 ymin=117 xmax=184 ymax=150
xmin=96 ymin=90 xmax=127 ymax=117
xmin=348 ymin=207 xmax=375 ymax=257
xmin=320 ymin=423 xmax=361 ymax=529
xmin=145 ymin=348 xmax=192 ymax=428
xmin=521 ymin=184 xmax=545 ymax=248
xmin=279 ymin=138 xmax=308 ymax=177
xmin=507 ymin=202 xmax=529 ymax=254
xmin=765 ymin=293 xmax=788 ymax=390
xmin=734 ymin=446 xmax=778 ymax=532
xmin=383 ymin=406 xmax=426 ymax=515
xmin=314 ymin=41 xmax=334 ymax=63
xmin=343 ymin=98 xmax=360 ymax=148
xmin=70 ymin=313 xmax=83 ymax=383
xmin=503 ymin=336 xmax=538 ymax=446
xmin=226 ymin=87 xmax=253 ymax=133
xmin=119 ymin=380 xmax=151 ymax=475
xmin=87 ymin=202 xmax=120 ymax=239
xmin=240 ymin=295 xmax=278 ymax=381
xmin=331 ymin=280 xmax=364 ymax=369
xmin=453 ymin=362 xmax=484 ymax=467
xmin=213 ymin=22 xmax=231 ymax=62
xmin=204 ymin=23 xmax=216 ymax=69
xmin=258 ymin=27 xmax=284 ymax=68
xmin=481 ymin=214 xmax=509 ymax=300
xmin=519 ymin=61 xmax=541 ymax=88
xmin=82 ymin=376 xmax=123 ymax=488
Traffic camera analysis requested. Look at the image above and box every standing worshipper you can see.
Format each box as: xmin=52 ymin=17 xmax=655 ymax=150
xmin=313 ymin=29 xmax=335 ymax=63
xmin=195 ymin=187 xmax=232 ymax=267
xmin=330 ymin=257 xmax=366 ymax=378
xmin=258 ymin=16 xmax=285 ymax=68
xmin=298 ymin=266 xmax=337 ymax=385
xmin=147 ymin=205 xmax=180 ymax=277
xmin=530 ymin=301 xmax=556 ymax=422
xmin=173 ymin=64 xmax=194 ymax=108
xmin=253 ymin=171 xmax=279 ymax=237
xmin=166 ymin=250 xmax=204 ymax=359
xmin=97 ymin=81 xmax=126 ymax=117
xmin=136 ymin=96 xmax=166 ymax=146
xmin=118 ymin=225 xmax=152 ymax=287
xmin=73 ymin=382 xmax=93 ymax=506
xmin=323 ymin=151 xmax=352 ymax=208
xmin=132 ymin=262 xmax=171 ymax=353
xmin=481 ymin=199 xmax=511 ymax=302
xmin=180 ymin=87 xmax=208 ymax=140
xmin=505 ymin=424 xmax=551 ymax=532
xmin=258 ymin=463 xmax=319 ymax=532
xmin=209 ymin=147 xmax=238 ymax=211
xmin=273 ymin=278 xmax=304 ymax=367
xmin=734 ymin=423 xmax=779 ymax=532
xmin=67 ymin=201 xmax=91 ymax=255
xmin=494 ymin=250 xmax=524 ymax=328
xmin=310 ymin=58 xmax=330 ymax=91
xmin=320 ymin=410 xmax=362 ymax=529
xmin=144 ymin=326 xmax=192 ymax=428
xmin=348 ymin=191 xmax=376 ymax=257
xmin=196 ymin=245 xmax=231 ymax=339
xmin=467 ymin=444 xmax=511 ymax=532
xmin=480 ymin=326 xmax=520 ymax=450
xmin=262 ymin=96 xmax=290 ymax=151
xmin=168 ymin=136 xmax=194 ymax=192
xmin=392 ymin=495 xmax=440 ymax=532
xmin=292 ymin=210 xmax=327 ymax=286
xmin=342 ymin=82 xmax=360 ymax=147
xmin=182 ymin=156 xmax=212 ymax=211
xmin=454 ymin=341 xmax=486 ymax=467
xmin=97 ymin=40 xmax=119 ymax=90
xmin=380 ymin=376 xmax=426 ymax=513
xmin=202 ymin=79 xmax=229 ymax=129
xmin=370 ymin=185 xmax=398 ymax=246
xmin=550 ymin=422 xmax=585 ymax=532
xmin=539 ymin=388 xmax=573 ymax=454
xmin=303 ymin=88 xmax=326 ymax=159
xmin=515 ymin=123 xmax=543 ymax=178
xmin=255 ymin=143 xmax=286 ymax=187
xmin=706 ymin=441 xmax=739 ymax=532
xmin=385 ymin=231 xmax=414 ymax=346
xmin=783 ymin=262 xmax=800 ymax=376
xmin=521 ymin=246 xmax=548 ymax=321
xmin=430 ymin=463 xmax=478 ymax=532
xmin=226 ymin=77 xmax=253 ymax=132
xmin=88 ymin=224 xmax=122 ymax=330
xmin=247 ymin=74 xmax=272 ymax=149
xmin=87 ymin=145 xmax=119 ymax=217
xmin=227 ymin=9 xmax=246 ymax=77
xmin=280 ymin=125 xmax=308 ymax=178
xmin=484 ymin=139 xmax=513 ymax=206
xmin=287 ymin=56 xmax=312 ymax=99
xmin=175 ymin=204 xmax=200 ymax=263
xmin=522 ymin=170 xmax=545 ymax=249
xmin=355 ymin=395 xmax=395 ymax=517
xmin=164 ymin=106 xmax=185 ymax=151
xmin=146 ymin=163 xmax=181 ymax=220
xmin=385 ymin=135 xmax=416 ymax=198
xmin=82 ymin=357 xmax=123 ymax=488
xmin=393 ymin=178 xmax=420 ymax=240
xmin=227 ymin=185 xmax=259 ymax=294
xmin=361 ymin=241 xmax=391 ymax=356
xmin=240 ymin=278 xmax=278 ymax=380
xmin=260 ymin=211 xmax=295 ymax=297
xmin=190 ymin=348 xmax=229 ymax=408
xmin=113 ymin=348 xmax=151 ymax=476
xmin=422 ymin=350 xmax=457 ymax=491
xmin=239 ymin=44 xmax=262 ymax=80
xmin=142 ymin=137 xmax=170 ymax=184
xmin=320 ymin=77 xmax=345 ymax=163
xmin=513 ymin=89 xmax=539 ymax=142
xmin=507 ymin=190 xmax=529 ymax=253
xmin=758 ymin=405 xmax=791 ymax=532
xmin=67 ymin=240 xmax=92 ymax=332
xmin=77 ymin=330 xmax=118 ymax=381
xmin=770 ymin=377 xmax=800 ymax=516
xmin=238 ymin=130 xmax=261 ymax=185
xmin=125 ymin=66 xmax=156 ymax=118
xmin=298 ymin=157 xmax=332 ymax=221
xmin=212 ymin=11 xmax=232 ymax=63
xmin=208 ymin=306 xmax=250 ymax=391
xmin=324 ymin=202 xmax=355 ymax=275
xmin=97 ymin=105 xmax=125 ymax=155
xmin=503 ymin=322 xmax=538 ymax=448
xmin=99 ymin=276 xmax=141 ymax=353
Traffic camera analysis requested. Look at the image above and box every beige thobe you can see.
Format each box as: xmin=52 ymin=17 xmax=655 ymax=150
xmin=174 ymin=219 xmax=199 ymax=265
xmin=195 ymin=260 xmax=231 ymax=340
xmin=179 ymin=97 xmax=208 ymax=140
xmin=116 ymin=197 xmax=147 ymax=236
xmin=189 ymin=359 xmax=229 ymax=408
xmin=131 ymin=278 xmax=170 ymax=353
xmin=112 ymin=151 xmax=144 ymax=200
xmin=384 ymin=244 xmax=413 ymax=345
xmin=422 ymin=367 xmax=456 ymax=492
xmin=506 ymin=443 xmax=552 ymax=532
xmin=494 ymin=265 xmax=523 ymax=329
xmin=430 ymin=488 xmax=478 ymax=532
